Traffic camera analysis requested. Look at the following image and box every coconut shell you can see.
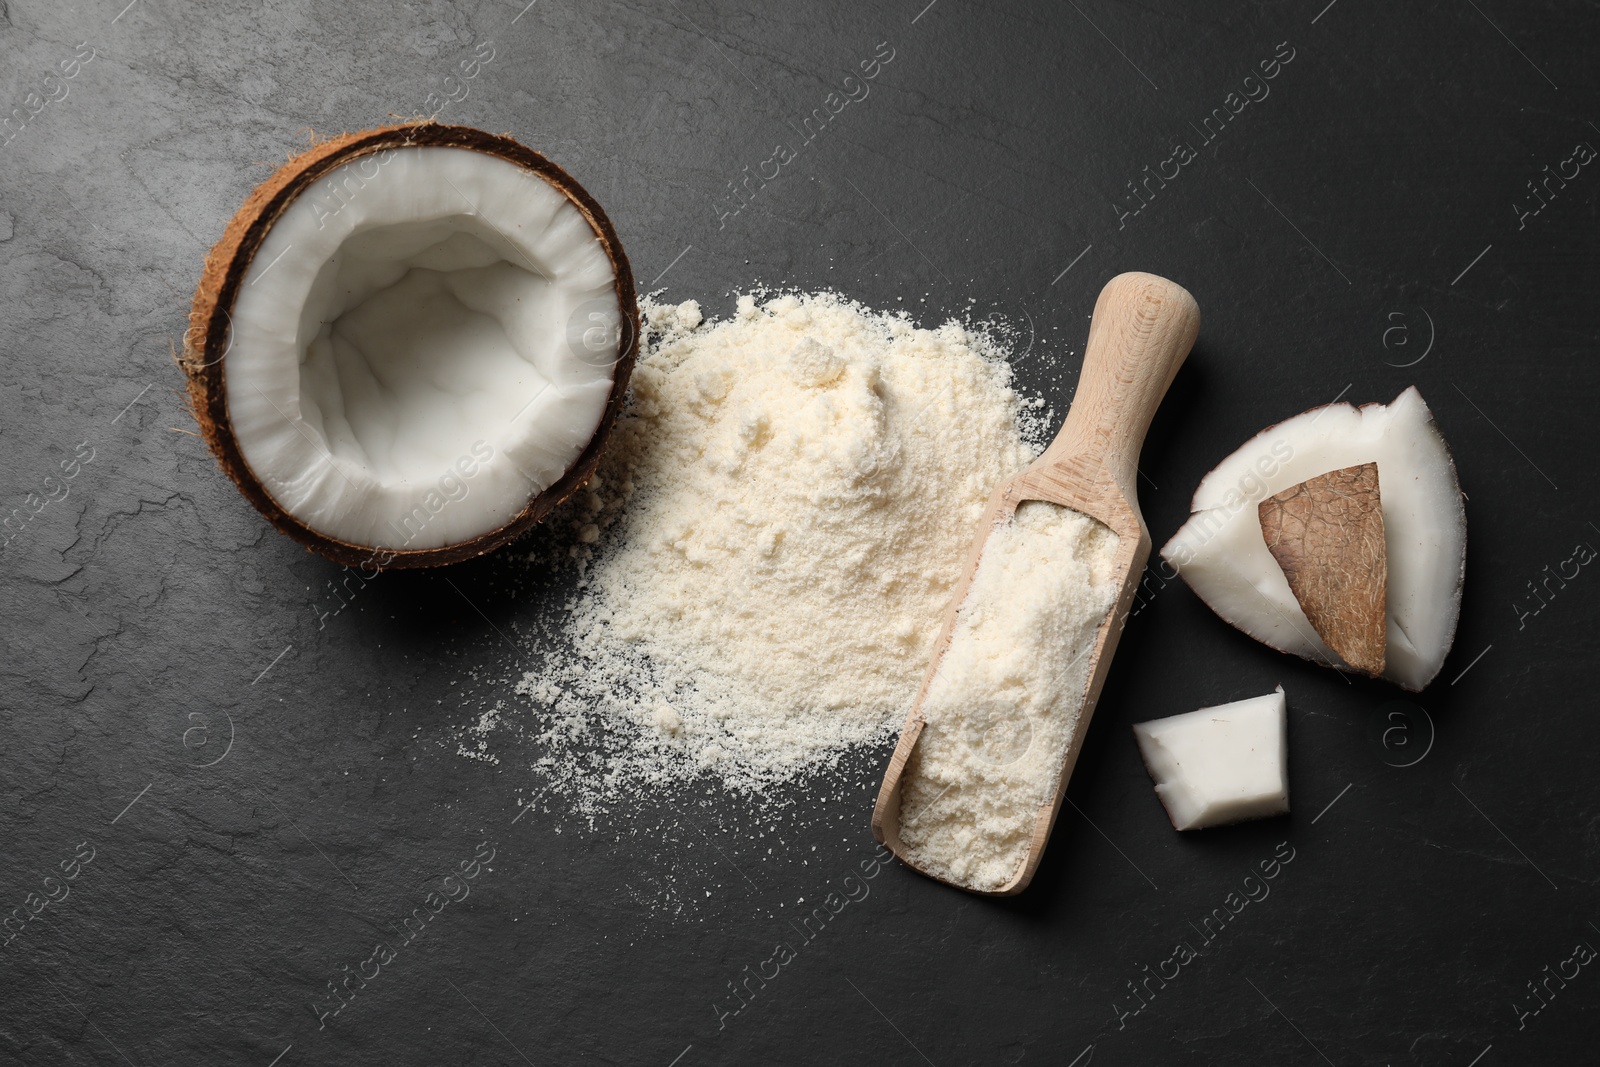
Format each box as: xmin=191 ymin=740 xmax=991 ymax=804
xmin=1258 ymin=462 xmax=1387 ymax=677
xmin=180 ymin=121 xmax=639 ymax=570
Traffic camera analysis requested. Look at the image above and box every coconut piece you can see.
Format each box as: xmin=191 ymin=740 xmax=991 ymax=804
xmin=181 ymin=123 xmax=638 ymax=568
xmin=1258 ymin=462 xmax=1387 ymax=677
xmin=1160 ymin=387 xmax=1465 ymax=691
xmin=1132 ymin=688 xmax=1289 ymax=831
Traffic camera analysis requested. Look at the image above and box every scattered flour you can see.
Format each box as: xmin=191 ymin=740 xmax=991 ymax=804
xmin=457 ymin=701 xmax=504 ymax=764
xmin=512 ymin=291 xmax=1051 ymax=808
xmin=897 ymin=501 xmax=1120 ymax=891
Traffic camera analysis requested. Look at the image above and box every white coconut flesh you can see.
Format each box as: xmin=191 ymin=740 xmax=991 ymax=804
xmin=1132 ymin=688 xmax=1289 ymax=831
xmin=225 ymin=146 xmax=621 ymax=551
xmin=1161 ymin=387 xmax=1465 ymax=690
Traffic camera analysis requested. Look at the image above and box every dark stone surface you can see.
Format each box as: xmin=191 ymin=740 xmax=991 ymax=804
xmin=2 ymin=1 xmax=1597 ymax=1063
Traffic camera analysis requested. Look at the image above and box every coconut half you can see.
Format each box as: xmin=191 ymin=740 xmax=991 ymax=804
xmin=181 ymin=123 xmax=638 ymax=568
xmin=1160 ymin=387 xmax=1465 ymax=691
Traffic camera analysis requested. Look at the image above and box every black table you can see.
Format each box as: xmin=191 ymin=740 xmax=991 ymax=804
xmin=3 ymin=1 xmax=1596 ymax=1063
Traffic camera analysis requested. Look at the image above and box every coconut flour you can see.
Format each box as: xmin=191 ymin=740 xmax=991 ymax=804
xmin=897 ymin=502 xmax=1120 ymax=890
xmin=510 ymin=291 xmax=1052 ymax=809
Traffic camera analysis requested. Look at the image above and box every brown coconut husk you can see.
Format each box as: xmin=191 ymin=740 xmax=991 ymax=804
xmin=1258 ymin=462 xmax=1388 ymax=677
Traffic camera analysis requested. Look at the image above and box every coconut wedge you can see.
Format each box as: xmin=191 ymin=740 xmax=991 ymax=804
xmin=1161 ymin=388 xmax=1465 ymax=691
xmin=181 ymin=123 xmax=638 ymax=568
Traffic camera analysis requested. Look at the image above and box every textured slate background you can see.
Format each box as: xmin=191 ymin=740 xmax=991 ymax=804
xmin=3 ymin=1 xmax=1598 ymax=1064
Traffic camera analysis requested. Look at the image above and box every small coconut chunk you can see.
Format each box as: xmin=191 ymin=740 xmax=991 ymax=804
xmin=1132 ymin=688 xmax=1288 ymax=831
xmin=1258 ymin=462 xmax=1387 ymax=677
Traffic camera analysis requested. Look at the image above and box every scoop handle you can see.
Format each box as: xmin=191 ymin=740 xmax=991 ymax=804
xmin=1040 ymin=272 xmax=1199 ymax=494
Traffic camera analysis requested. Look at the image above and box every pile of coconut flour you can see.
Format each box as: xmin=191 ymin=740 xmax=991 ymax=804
xmin=510 ymin=291 xmax=1052 ymax=809
xmin=897 ymin=502 xmax=1120 ymax=891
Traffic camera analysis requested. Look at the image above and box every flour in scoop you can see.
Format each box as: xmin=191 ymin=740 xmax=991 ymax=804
xmin=509 ymin=292 xmax=1053 ymax=811
xmin=897 ymin=502 xmax=1120 ymax=891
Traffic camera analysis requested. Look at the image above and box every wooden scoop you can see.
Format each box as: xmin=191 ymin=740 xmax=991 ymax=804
xmin=870 ymin=271 xmax=1199 ymax=896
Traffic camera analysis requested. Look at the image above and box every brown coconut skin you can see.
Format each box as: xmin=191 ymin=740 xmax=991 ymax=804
xmin=180 ymin=122 xmax=640 ymax=570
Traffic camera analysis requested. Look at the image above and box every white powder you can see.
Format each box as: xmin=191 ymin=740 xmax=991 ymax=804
xmin=897 ymin=501 xmax=1120 ymax=891
xmin=510 ymin=291 xmax=1051 ymax=809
